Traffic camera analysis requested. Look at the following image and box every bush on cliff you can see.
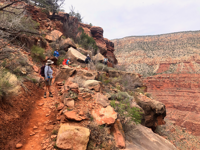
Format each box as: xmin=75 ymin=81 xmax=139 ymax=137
xmin=69 ymin=5 xmax=83 ymax=22
xmin=77 ymin=27 xmax=98 ymax=55
xmin=31 ymin=45 xmax=45 ymax=62
xmin=0 ymin=69 xmax=12 ymax=102
xmin=110 ymin=92 xmax=143 ymax=132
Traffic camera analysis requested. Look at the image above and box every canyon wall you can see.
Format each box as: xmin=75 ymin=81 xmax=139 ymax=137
xmin=112 ymin=31 xmax=200 ymax=136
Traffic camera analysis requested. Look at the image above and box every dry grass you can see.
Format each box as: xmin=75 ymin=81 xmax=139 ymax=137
xmin=155 ymin=118 xmax=200 ymax=150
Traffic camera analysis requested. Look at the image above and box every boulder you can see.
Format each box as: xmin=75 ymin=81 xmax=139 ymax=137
xmin=56 ymin=124 xmax=90 ymax=150
xmin=111 ymin=119 xmax=125 ymax=148
xmin=124 ymin=124 xmax=177 ymax=150
xmin=16 ymin=143 xmax=23 ymax=149
xmin=57 ymin=103 xmax=64 ymax=110
xmin=92 ymin=106 xmax=117 ymax=125
xmin=92 ymin=53 xmax=104 ymax=62
xmin=60 ymin=38 xmax=76 ymax=51
xmin=83 ymin=80 xmax=102 ymax=92
xmin=136 ymin=93 xmax=166 ymax=130
xmin=67 ymin=47 xmax=87 ymax=63
xmin=64 ymin=110 xmax=84 ymax=121
xmin=106 ymin=50 xmax=118 ymax=65
xmin=76 ymin=69 xmax=99 ymax=80
xmin=54 ymin=66 xmax=76 ymax=82
xmin=94 ymin=93 xmax=109 ymax=107
xmin=90 ymin=26 xmax=107 ymax=54
xmin=64 ymin=98 xmax=74 ymax=108
xmin=77 ymin=47 xmax=92 ymax=57
xmin=45 ymin=30 xmax=62 ymax=42
xmin=69 ymin=83 xmax=79 ymax=89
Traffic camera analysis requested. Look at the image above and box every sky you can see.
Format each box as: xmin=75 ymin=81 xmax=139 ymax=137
xmin=62 ymin=0 xmax=200 ymax=40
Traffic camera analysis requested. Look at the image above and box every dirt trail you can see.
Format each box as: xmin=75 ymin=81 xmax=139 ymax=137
xmin=20 ymin=79 xmax=59 ymax=150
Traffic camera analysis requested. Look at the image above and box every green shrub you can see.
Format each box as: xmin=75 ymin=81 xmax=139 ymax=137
xmin=77 ymin=27 xmax=98 ymax=54
xmin=0 ymin=69 xmax=12 ymax=101
xmin=110 ymin=99 xmax=142 ymax=125
xmin=41 ymin=8 xmax=49 ymax=15
xmin=31 ymin=45 xmax=45 ymax=62
xmin=87 ymin=123 xmax=117 ymax=150
xmin=57 ymin=56 xmax=65 ymax=65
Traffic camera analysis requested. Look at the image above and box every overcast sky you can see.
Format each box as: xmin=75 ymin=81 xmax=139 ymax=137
xmin=63 ymin=0 xmax=200 ymax=40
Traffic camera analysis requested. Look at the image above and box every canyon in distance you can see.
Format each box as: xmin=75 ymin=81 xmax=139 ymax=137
xmin=112 ymin=31 xmax=200 ymax=136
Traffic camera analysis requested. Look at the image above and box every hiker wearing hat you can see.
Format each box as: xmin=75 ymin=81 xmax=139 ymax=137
xmin=44 ymin=60 xmax=54 ymax=98
xmin=85 ymin=54 xmax=91 ymax=69
xmin=103 ymin=55 xmax=108 ymax=65
xmin=53 ymin=48 xmax=59 ymax=59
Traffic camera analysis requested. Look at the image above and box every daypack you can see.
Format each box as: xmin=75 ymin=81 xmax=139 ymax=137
xmin=62 ymin=59 xmax=67 ymax=65
xmin=85 ymin=58 xmax=89 ymax=64
xmin=40 ymin=66 xmax=45 ymax=77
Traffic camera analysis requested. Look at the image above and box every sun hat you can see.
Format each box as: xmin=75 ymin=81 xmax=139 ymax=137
xmin=46 ymin=60 xmax=54 ymax=65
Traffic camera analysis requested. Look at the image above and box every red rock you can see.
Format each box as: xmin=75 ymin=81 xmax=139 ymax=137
xmin=32 ymin=65 xmax=39 ymax=73
xmin=69 ymin=83 xmax=79 ymax=89
xmin=56 ymin=82 xmax=64 ymax=86
xmin=51 ymin=135 xmax=57 ymax=139
xmin=45 ymin=30 xmax=62 ymax=42
xmin=143 ymin=73 xmax=200 ymax=135
xmin=56 ymin=124 xmax=90 ymax=150
xmin=66 ymin=100 xmax=74 ymax=108
xmin=79 ymin=110 xmax=84 ymax=116
xmin=16 ymin=143 xmax=23 ymax=149
xmin=57 ymin=103 xmax=64 ymax=111
xmin=64 ymin=111 xmax=83 ymax=121
xmin=93 ymin=93 xmax=109 ymax=107
xmin=112 ymin=120 xmax=125 ymax=148
xmin=92 ymin=106 xmax=117 ymax=125
xmin=45 ymin=125 xmax=54 ymax=130
xmin=60 ymin=38 xmax=77 ymax=51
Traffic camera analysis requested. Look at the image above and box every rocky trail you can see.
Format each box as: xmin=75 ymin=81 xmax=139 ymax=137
xmin=19 ymin=80 xmax=58 ymax=150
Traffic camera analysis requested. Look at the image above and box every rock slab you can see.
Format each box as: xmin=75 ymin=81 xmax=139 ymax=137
xmin=56 ymin=124 xmax=90 ymax=150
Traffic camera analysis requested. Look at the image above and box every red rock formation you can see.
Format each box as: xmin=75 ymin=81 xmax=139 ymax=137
xmin=90 ymin=26 xmax=107 ymax=54
xmin=79 ymin=24 xmax=118 ymax=65
xmin=143 ymin=74 xmax=200 ymax=136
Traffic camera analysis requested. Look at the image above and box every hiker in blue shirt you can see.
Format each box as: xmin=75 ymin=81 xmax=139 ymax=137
xmin=53 ymin=48 xmax=59 ymax=58
xmin=66 ymin=58 xmax=71 ymax=65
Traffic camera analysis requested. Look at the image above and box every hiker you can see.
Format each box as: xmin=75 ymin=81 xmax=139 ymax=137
xmin=103 ymin=55 xmax=108 ymax=65
xmin=66 ymin=58 xmax=71 ymax=65
xmin=85 ymin=54 xmax=91 ymax=69
xmin=44 ymin=59 xmax=54 ymax=98
xmin=53 ymin=48 xmax=59 ymax=59
xmin=85 ymin=54 xmax=91 ymax=64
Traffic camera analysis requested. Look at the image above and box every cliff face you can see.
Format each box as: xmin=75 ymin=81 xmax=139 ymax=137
xmin=112 ymin=31 xmax=200 ymax=136
xmin=79 ymin=23 xmax=118 ymax=65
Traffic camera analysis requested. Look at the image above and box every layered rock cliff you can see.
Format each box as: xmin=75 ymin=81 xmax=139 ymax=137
xmin=112 ymin=31 xmax=200 ymax=136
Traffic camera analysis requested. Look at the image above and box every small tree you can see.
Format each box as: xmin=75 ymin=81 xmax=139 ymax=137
xmin=68 ymin=5 xmax=83 ymax=22
xmin=31 ymin=0 xmax=65 ymax=17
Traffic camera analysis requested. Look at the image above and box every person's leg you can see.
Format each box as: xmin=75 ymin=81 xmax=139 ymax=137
xmin=48 ymin=78 xmax=53 ymax=97
xmin=44 ymin=83 xmax=47 ymax=98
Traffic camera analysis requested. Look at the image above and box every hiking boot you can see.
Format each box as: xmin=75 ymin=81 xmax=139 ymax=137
xmin=44 ymin=92 xmax=46 ymax=98
xmin=49 ymin=92 xmax=53 ymax=97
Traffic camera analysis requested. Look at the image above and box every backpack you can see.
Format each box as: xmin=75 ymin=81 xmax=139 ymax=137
xmin=62 ymin=59 xmax=67 ymax=65
xmin=40 ymin=66 xmax=45 ymax=77
xmin=85 ymin=58 xmax=89 ymax=64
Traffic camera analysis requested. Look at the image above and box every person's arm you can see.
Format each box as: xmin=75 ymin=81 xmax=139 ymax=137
xmin=53 ymin=51 xmax=56 ymax=56
xmin=44 ymin=66 xmax=48 ymax=80
xmin=57 ymin=52 xmax=59 ymax=57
